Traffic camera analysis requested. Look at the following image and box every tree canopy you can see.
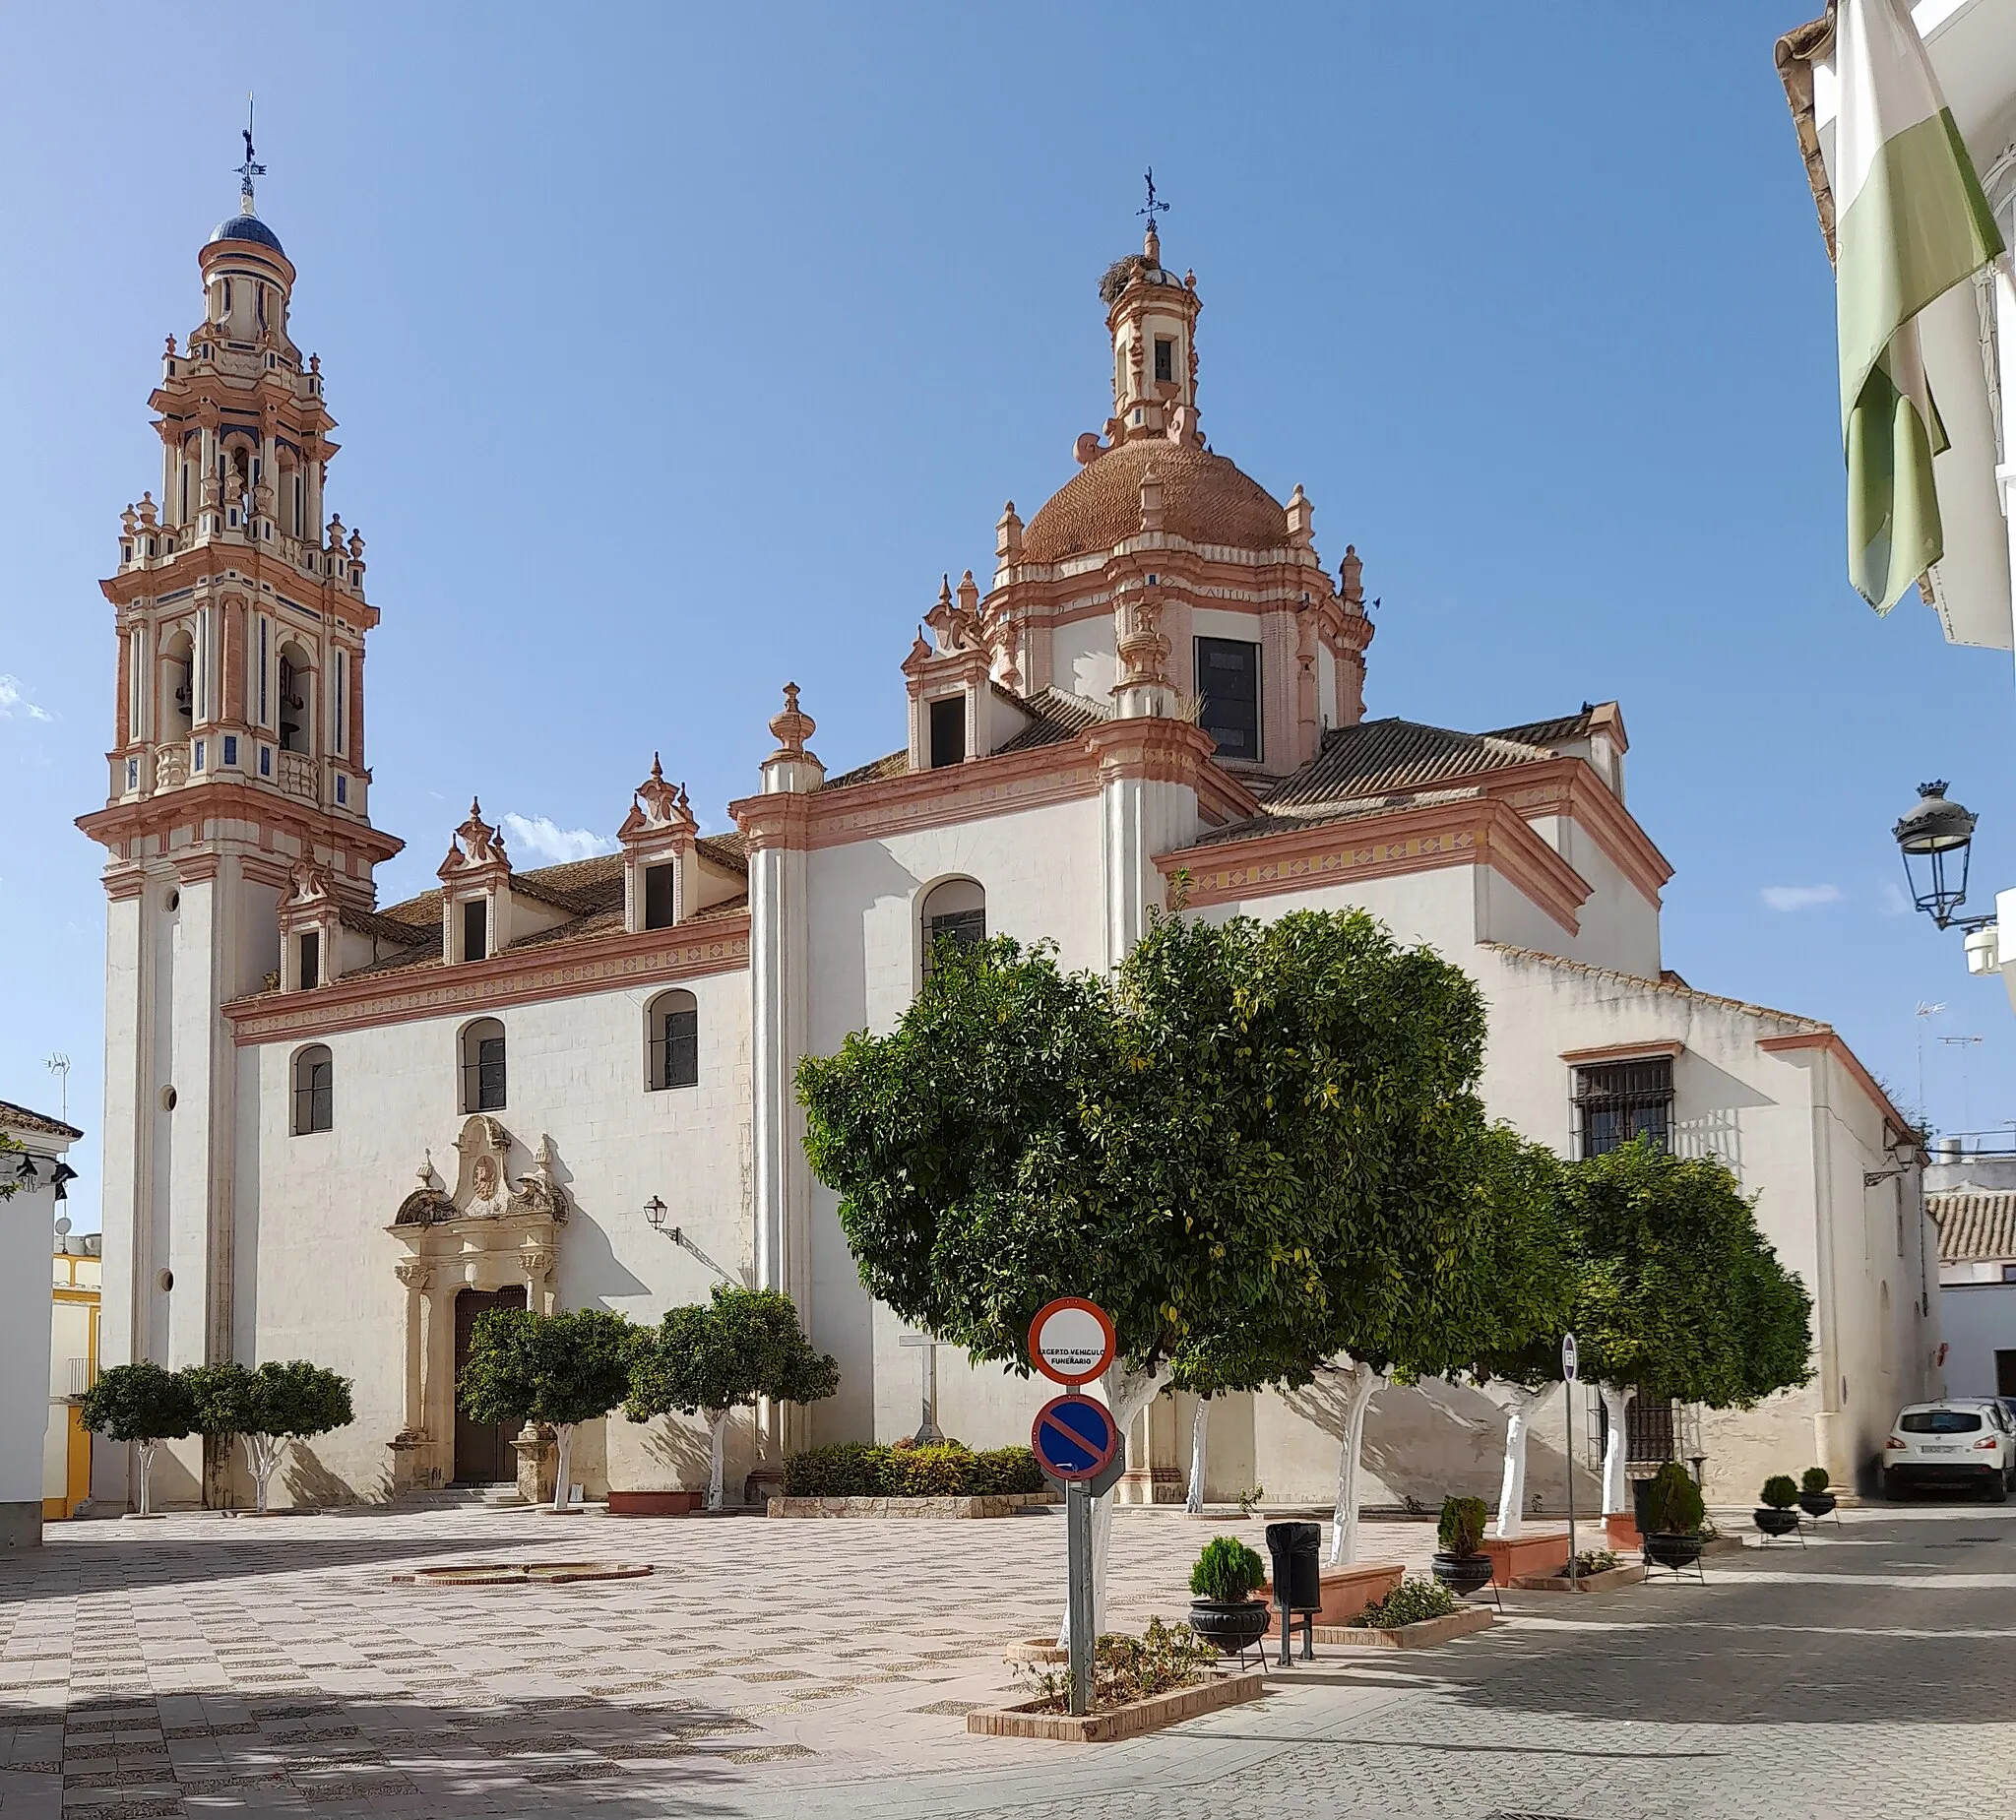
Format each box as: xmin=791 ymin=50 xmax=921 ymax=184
xmin=78 ymin=1361 xmax=195 ymax=1445
xmin=458 ymin=1307 xmax=638 ymax=1431
xmin=798 ymin=909 xmax=1553 ymax=1400
xmin=625 ymin=1285 xmax=838 ymax=1422
xmin=1559 ymin=1139 xmax=1814 ymax=1408
xmin=185 ymin=1360 xmax=353 ymax=1441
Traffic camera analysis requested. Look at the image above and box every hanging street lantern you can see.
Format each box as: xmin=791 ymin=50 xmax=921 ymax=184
xmin=1893 ymin=781 xmax=1986 ymax=931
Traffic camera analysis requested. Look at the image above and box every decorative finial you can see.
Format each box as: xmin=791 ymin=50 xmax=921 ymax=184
xmin=769 ymin=682 xmax=817 ymax=758
xmin=234 ymin=93 xmax=267 ymax=216
xmin=1138 ymin=166 xmax=1168 ymax=257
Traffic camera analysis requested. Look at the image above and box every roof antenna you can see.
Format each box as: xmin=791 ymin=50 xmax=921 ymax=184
xmin=235 ymin=91 xmax=266 ymax=216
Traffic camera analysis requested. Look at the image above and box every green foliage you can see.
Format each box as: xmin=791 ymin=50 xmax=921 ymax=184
xmin=1558 ymin=1140 xmax=1814 ymax=1407
xmin=781 ymin=1440 xmax=1044 ymax=1498
xmin=0 ymin=1132 xmax=23 ymax=1202
xmin=458 ymin=1308 xmax=638 ymax=1430
xmin=77 ymin=1362 xmax=195 ymax=1445
xmin=1568 ymin=1547 xmax=1620 ymax=1576
xmin=1643 ymin=1460 xmax=1707 ymax=1536
xmin=1357 ymin=1575 xmax=1459 ymax=1628
xmin=798 ymin=910 xmax=1565 ymax=1397
xmin=1436 ymin=1495 xmax=1488 ymax=1556
xmin=1760 ymin=1474 xmax=1800 ymax=1509
xmin=184 ymin=1360 xmax=352 ymax=1440
xmin=624 ymin=1285 xmax=837 ymax=1424
xmin=1018 ymin=1616 xmax=1217 ymax=1712
xmin=1801 ymin=1466 xmax=1831 ymax=1494
xmin=1188 ymin=1536 xmax=1266 ymax=1601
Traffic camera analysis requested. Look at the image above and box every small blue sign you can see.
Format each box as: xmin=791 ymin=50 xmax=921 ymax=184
xmin=1032 ymin=1394 xmax=1118 ymax=1482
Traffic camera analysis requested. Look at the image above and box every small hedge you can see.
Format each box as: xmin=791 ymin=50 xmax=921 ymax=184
xmin=1356 ymin=1575 xmax=1459 ymax=1629
xmin=783 ymin=1439 xmax=1046 ymax=1498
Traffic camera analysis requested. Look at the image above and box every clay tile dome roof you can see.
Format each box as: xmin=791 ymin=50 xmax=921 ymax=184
xmin=1022 ymin=439 xmax=1286 ymax=564
xmin=209 ymin=214 xmax=285 ymax=254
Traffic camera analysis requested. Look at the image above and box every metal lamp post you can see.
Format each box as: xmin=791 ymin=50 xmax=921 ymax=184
xmin=641 ymin=1195 xmax=736 ymax=1285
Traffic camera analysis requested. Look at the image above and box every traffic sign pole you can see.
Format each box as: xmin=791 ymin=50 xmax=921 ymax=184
xmin=1066 ymin=1481 xmax=1094 ymax=1715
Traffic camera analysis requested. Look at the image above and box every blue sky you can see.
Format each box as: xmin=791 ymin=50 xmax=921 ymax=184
xmin=6 ymin=1 xmax=2016 ymax=1227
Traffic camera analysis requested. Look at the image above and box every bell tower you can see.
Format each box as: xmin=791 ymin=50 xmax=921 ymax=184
xmin=79 ymin=135 xmax=403 ymax=1455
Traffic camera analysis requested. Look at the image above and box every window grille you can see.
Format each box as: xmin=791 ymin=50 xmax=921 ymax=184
xmin=462 ymin=1021 xmax=506 ymax=1112
xmin=1573 ymin=1056 xmax=1673 ymax=1157
xmin=292 ymin=1045 xmax=333 ymax=1135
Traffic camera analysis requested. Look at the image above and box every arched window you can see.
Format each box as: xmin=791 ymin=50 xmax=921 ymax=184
xmin=647 ymin=990 xmax=698 ymax=1092
xmin=291 ymin=1044 xmax=333 ymax=1135
xmin=277 ymin=641 xmax=313 ymax=754
xmin=160 ymin=627 xmax=195 ymax=732
xmin=920 ymin=878 xmax=986 ymax=978
xmin=461 ymin=1018 xmax=507 ymax=1112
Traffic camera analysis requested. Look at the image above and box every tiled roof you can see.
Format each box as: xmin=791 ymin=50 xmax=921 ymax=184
xmin=1928 ymin=1189 xmax=2016 ymax=1265
xmin=822 ymin=749 xmax=909 ymax=790
xmin=1483 ymin=943 xmax=1827 ymax=1033
xmin=0 ymin=1098 xmax=83 ymax=1141
xmin=338 ymin=906 xmax=436 ymax=947
xmin=1191 ymin=785 xmax=1484 ymax=847
xmin=1022 ymin=441 xmax=1288 ymax=564
xmin=996 ymin=688 xmax=1109 ymax=754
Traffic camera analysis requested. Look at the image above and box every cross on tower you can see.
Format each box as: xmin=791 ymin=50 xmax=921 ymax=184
xmin=235 ymin=93 xmax=266 ymax=211
xmin=1138 ymin=166 xmax=1169 ymax=233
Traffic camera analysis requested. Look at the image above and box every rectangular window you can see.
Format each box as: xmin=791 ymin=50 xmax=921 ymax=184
xmin=258 ymin=617 xmax=269 ymax=725
xmin=462 ymin=898 xmax=488 ymax=964
xmin=1194 ymin=637 xmax=1261 ymax=761
xmin=1154 ymin=337 xmax=1174 ymax=384
xmin=258 ymin=745 xmax=272 ymax=778
xmin=298 ymin=931 xmax=320 ymax=991
xmin=334 ymin=649 xmax=347 ymax=757
xmin=193 ymin=738 xmax=206 ymax=772
xmin=335 ymin=773 xmax=348 ymax=806
xmin=222 ymin=734 xmax=237 ymax=767
xmin=662 ymin=1005 xmax=699 ymax=1089
xmin=929 ymin=696 xmax=966 ymax=769
xmin=1900 ymin=1409 xmax=1983 ymax=1435
xmin=476 ymin=1036 xmax=507 ymax=1110
xmin=1574 ymin=1057 xmax=1674 ymax=1158
xmin=643 ymin=862 xmax=676 ymax=931
xmin=1998 ymin=1350 xmax=2016 ymax=1397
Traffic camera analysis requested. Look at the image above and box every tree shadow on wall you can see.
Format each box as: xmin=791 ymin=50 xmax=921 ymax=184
xmin=284 ymin=1444 xmax=368 ymax=1511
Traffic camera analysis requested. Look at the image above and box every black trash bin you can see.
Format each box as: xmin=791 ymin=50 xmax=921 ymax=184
xmin=1265 ymin=1521 xmax=1323 ymax=1663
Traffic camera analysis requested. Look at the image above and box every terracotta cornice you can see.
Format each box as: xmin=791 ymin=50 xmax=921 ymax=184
xmin=76 ymin=780 xmax=405 ymax=868
xmin=738 ymin=740 xmax=1102 ymax=850
xmin=1559 ymin=1039 xmax=1685 ymax=1066
xmin=99 ymin=544 xmax=380 ymax=630
xmin=1160 ymin=794 xmax=1590 ymax=933
xmin=1480 ymin=757 xmax=1672 ymax=907
xmin=225 ymin=912 xmax=752 ymax=1045
xmin=1083 ymin=716 xmax=1219 ymax=783
xmin=1756 ymin=1030 xmax=1923 ymax=1155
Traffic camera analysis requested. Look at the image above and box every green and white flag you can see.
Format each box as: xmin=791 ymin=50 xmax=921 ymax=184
xmin=1836 ymin=0 xmax=2003 ymax=612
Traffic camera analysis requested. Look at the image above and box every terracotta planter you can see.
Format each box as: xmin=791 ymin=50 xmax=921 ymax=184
xmin=606 ymin=1490 xmax=704 ymax=1518
xmin=1187 ymin=1599 xmax=1270 ymax=1656
xmin=1430 ymin=1550 xmax=1494 ymax=1598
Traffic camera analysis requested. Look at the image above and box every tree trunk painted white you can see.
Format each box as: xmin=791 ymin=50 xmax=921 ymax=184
xmin=136 ymin=1440 xmax=156 ymax=1517
xmin=1494 ymin=1387 xmax=1546 ymax=1540
xmin=706 ymin=1410 xmax=728 ymax=1511
xmin=243 ymin=1433 xmax=284 ymax=1513
xmin=1326 ymin=1359 xmax=1385 ymax=1567
xmin=1057 ymin=1361 xmax=1169 ymax=1650
xmin=1184 ymin=1398 xmax=1209 ymax=1514
xmin=1599 ymin=1384 xmax=1634 ymax=1515
xmin=552 ymin=1422 xmax=576 ymax=1513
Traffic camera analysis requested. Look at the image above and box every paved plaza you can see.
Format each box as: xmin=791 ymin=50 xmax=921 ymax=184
xmin=0 ymin=1499 xmax=2010 ymax=1818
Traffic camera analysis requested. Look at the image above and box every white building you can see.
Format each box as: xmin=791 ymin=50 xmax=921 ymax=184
xmin=1925 ymin=1148 xmax=2016 ymax=1398
xmin=1 ymin=1098 xmax=82 ymax=1548
xmin=81 ymin=170 xmax=1941 ymax=1516
xmin=45 ymin=1232 xmax=101 ymax=1523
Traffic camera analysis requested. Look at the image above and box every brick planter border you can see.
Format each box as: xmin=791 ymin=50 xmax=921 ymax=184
xmin=1311 ymin=1605 xmax=1496 ymax=1650
xmin=1509 ymin=1562 xmax=1647 ymax=1594
xmin=967 ymin=1669 xmax=1264 ymax=1741
xmin=768 ymin=1492 xmax=1060 ymax=1519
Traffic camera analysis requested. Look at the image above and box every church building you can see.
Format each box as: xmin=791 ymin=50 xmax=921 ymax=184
xmin=82 ymin=161 xmax=1940 ymax=1513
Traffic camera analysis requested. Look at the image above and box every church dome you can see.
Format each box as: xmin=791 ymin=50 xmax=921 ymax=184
xmin=209 ymin=214 xmax=285 ymax=254
xmin=1022 ymin=439 xmax=1286 ymax=564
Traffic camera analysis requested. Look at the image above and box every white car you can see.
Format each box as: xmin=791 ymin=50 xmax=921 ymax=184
xmin=1884 ymin=1400 xmax=2016 ymax=1502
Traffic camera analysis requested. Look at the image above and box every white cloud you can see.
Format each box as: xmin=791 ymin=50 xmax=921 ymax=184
xmin=0 ymin=674 xmax=53 ymax=722
xmin=1761 ymin=884 xmax=1845 ymax=912
xmin=499 ymin=812 xmax=617 ymax=865
xmin=1878 ymin=880 xmax=1912 ymax=917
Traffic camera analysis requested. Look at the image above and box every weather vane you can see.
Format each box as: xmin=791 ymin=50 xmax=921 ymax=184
xmin=235 ymin=91 xmax=266 ymax=210
xmin=1138 ymin=166 xmax=1168 ymax=236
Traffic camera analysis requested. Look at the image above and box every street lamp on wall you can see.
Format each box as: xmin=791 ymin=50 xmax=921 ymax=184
xmin=1893 ymin=781 xmax=1991 ymax=932
xmin=640 ymin=1195 xmax=737 ymax=1286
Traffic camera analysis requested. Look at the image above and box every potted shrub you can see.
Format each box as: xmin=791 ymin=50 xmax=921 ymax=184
xmin=1640 ymin=1461 xmax=1707 ymax=1569
xmin=1186 ymin=1536 xmax=1271 ymax=1657
xmin=1430 ymin=1495 xmax=1493 ymax=1598
xmin=1797 ymin=1466 xmax=1836 ymax=1521
xmin=1754 ymin=1474 xmax=1802 ymax=1538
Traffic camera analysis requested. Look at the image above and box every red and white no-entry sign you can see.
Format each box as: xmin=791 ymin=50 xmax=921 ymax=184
xmin=1028 ymin=1297 xmax=1116 ymax=1387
